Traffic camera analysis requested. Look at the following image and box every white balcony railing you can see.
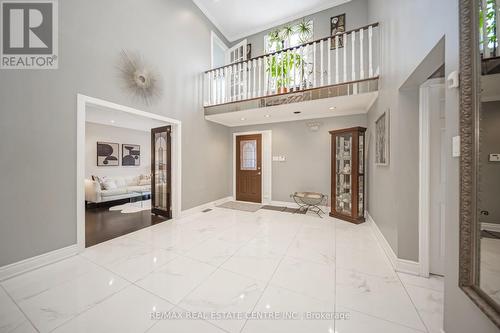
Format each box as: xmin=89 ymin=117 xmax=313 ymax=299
xmin=203 ymin=23 xmax=379 ymax=107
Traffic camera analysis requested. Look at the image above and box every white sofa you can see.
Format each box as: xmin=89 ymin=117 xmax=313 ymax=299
xmin=85 ymin=175 xmax=151 ymax=203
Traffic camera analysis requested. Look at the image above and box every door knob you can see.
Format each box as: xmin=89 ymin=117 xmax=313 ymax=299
xmin=257 ymin=172 xmax=261 ymax=175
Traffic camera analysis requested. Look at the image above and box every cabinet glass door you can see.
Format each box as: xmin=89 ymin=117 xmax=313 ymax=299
xmin=336 ymin=133 xmax=352 ymax=216
xmin=151 ymin=126 xmax=171 ymax=218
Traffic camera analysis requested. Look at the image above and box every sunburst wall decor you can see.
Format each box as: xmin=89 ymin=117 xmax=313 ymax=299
xmin=118 ymin=50 xmax=161 ymax=105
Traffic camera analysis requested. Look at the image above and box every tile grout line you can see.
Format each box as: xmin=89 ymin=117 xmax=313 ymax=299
xmin=237 ymin=217 xmax=309 ymax=333
xmin=0 ymin=283 xmax=41 ymax=333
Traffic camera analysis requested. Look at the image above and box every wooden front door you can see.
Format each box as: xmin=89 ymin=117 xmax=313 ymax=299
xmin=236 ymin=134 xmax=262 ymax=203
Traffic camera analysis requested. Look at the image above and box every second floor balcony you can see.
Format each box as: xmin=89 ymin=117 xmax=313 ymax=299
xmin=203 ymin=22 xmax=380 ymax=126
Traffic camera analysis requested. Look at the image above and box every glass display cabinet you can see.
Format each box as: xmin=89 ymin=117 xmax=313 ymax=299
xmin=330 ymin=127 xmax=366 ymax=224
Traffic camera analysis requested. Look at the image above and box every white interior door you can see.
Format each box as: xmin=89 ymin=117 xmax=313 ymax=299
xmin=226 ymin=39 xmax=247 ymax=101
xmin=226 ymin=39 xmax=247 ymax=64
xmin=428 ymin=80 xmax=446 ymax=276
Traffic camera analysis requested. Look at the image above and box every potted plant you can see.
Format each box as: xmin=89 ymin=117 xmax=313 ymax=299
xmin=267 ymin=52 xmax=303 ymax=94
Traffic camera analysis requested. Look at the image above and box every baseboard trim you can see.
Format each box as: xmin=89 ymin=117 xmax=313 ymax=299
xmin=179 ymin=196 xmax=233 ymax=217
xmin=481 ymin=222 xmax=500 ymax=233
xmin=366 ymin=212 xmax=421 ymax=276
xmin=0 ymin=244 xmax=78 ymax=282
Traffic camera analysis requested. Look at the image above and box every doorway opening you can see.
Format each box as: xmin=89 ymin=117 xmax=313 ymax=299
xmin=77 ymin=95 xmax=181 ymax=250
xmin=419 ymin=78 xmax=446 ymax=276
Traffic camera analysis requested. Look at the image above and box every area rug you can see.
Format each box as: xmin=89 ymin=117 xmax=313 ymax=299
xmin=109 ymin=200 xmax=151 ymax=214
xmin=217 ymin=201 xmax=262 ymax=212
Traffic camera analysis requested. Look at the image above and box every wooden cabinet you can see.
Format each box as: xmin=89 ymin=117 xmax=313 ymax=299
xmin=330 ymin=127 xmax=366 ymax=224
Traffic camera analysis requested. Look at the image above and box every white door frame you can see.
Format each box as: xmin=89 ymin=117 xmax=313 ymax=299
xmin=418 ymin=78 xmax=445 ymax=277
xmin=232 ymin=130 xmax=272 ymax=204
xmin=76 ymin=94 xmax=182 ymax=252
xmin=210 ymin=31 xmax=228 ymax=69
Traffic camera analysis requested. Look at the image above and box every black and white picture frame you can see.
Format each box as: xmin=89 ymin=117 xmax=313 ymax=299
xmin=122 ymin=144 xmax=141 ymax=166
xmin=330 ymin=13 xmax=346 ymax=49
xmin=97 ymin=142 xmax=119 ymax=166
xmin=375 ymin=110 xmax=390 ymax=166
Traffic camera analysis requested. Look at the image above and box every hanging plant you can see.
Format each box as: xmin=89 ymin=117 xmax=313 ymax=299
xmin=280 ymin=24 xmax=295 ymax=41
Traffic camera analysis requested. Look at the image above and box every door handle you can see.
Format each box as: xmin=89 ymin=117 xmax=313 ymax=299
xmin=257 ymin=172 xmax=261 ymax=175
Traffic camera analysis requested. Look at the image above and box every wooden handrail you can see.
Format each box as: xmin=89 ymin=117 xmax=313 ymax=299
xmin=205 ymin=22 xmax=379 ymax=74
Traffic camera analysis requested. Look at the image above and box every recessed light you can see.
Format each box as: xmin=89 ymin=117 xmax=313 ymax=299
xmin=264 ymin=114 xmax=270 ymax=118
xmin=293 ymin=111 xmax=301 ymax=114
xmin=110 ymin=120 xmax=115 ymax=123
xmin=240 ymin=117 xmax=246 ymax=121
xmin=329 ymin=106 xmax=336 ymax=110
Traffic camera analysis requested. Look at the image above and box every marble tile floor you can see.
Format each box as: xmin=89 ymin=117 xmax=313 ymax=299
xmin=0 ymin=208 xmax=444 ymax=333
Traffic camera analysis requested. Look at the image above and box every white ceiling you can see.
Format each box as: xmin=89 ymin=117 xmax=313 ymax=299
xmin=205 ymin=91 xmax=378 ymax=127
xmin=86 ymin=105 xmax=169 ymax=132
xmin=193 ymin=0 xmax=351 ymax=42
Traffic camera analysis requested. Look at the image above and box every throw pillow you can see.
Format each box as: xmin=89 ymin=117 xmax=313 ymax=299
xmin=102 ymin=179 xmax=117 ymax=190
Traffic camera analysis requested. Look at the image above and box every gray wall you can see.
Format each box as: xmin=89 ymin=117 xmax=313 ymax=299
xmin=231 ymin=115 xmax=367 ymax=203
xmin=367 ymin=0 xmax=500 ymax=332
xmin=233 ymin=0 xmax=369 ymax=58
xmin=0 ymin=0 xmax=232 ymax=267
xmin=479 ymin=102 xmax=500 ymax=225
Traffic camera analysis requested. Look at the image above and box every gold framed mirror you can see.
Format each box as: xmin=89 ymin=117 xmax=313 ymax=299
xmin=459 ymin=0 xmax=500 ymax=328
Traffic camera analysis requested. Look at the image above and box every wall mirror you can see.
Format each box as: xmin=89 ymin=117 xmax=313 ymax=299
xmin=459 ymin=0 xmax=500 ymax=328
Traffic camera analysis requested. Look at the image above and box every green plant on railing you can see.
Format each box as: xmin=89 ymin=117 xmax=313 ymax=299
xmin=479 ymin=0 xmax=498 ymax=51
xmin=266 ymin=52 xmax=303 ymax=89
xmin=296 ymin=19 xmax=313 ymax=44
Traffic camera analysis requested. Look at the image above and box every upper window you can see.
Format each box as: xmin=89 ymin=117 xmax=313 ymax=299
xmin=264 ymin=19 xmax=314 ymax=54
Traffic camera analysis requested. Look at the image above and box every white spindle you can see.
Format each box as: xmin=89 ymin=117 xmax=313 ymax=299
xmin=300 ymin=46 xmax=305 ymax=89
xmin=496 ymin=0 xmax=500 ymax=56
xmin=320 ymin=40 xmax=325 ymax=86
xmin=312 ymin=42 xmax=317 ymax=87
xmin=243 ymin=61 xmax=248 ymax=100
xmin=217 ymin=70 xmax=220 ymax=104
xmin=203 ymin=72 xmax=207 ymax=106
xmin=252 ymin=59 xmax=256 ymax=97
xmin=343 ymin=34 xmax=347 ymax=82
xmin=359 ymin=28 xmax=364 ymax=80
xmin=368 ymin=25 xmax=373 ymax=77
xmin=281 ymin=51 xmax=285 ymax=92
xmin=328 ymin=38 xmax=332 ymax=85
xmin=208 ymin=71 xmax=215 ymax=105
xmin=223 ymin=67 xmax=228 ymax=103
xmin=286 ymin=49 xmax=291 ymax=90
xmin=247 ymin=61 xmax=252 ymax=98
xmin=483 ymin=0 xmax=490 ymax=57
xmin=236 ymin=63 xmax=241 ymax=100
xmin=351 ymin=31 xmax=356 ymax=81
xmin=292 ymin=49 xmax=296 ymax=90
xmin=258 ymin=58 xmax=262 ymax=96
xmin=264 ymin=56 xmax=268 ymax=96
xmin=335 ymin=35 xmax=339 ymax=83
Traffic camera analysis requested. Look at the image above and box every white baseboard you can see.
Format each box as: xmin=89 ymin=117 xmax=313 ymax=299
xmin=0 ymin=244 xmax=78 ymax=282
xmin=366 ymin=212 xmax=421 ymax=276
xmin=179 ymin=196 xmax=233 ymax=217
xmin=481 ymin=222 xmax=500 ymax=233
